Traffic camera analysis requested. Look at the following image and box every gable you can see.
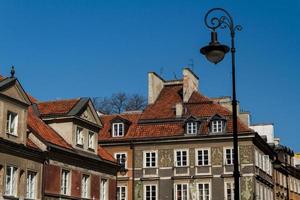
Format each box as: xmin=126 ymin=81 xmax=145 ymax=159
xmin=78 ymin=100 xmax=102 ymax=126
xmin=0 ymin=79 xmax=31 ymax=105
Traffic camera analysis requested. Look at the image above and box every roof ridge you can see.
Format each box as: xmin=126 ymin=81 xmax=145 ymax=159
xmin=37 ymin=98 xmax=81 ymax=104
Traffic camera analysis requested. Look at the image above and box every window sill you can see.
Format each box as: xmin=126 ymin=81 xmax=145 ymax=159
xmin=3 ymin=195 xmax=19 ymax=200
xmin=6 ymin=132 xmax=18 ymax=137
xmin=88 ymin=147 xmax=95 ymax=152
xmin=76 ymin=144 xmax=84 ymax=148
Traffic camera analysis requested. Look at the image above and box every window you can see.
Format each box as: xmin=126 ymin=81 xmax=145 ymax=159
xmin=175 ymin=183 xmax=188 ymax=200
xmin=88 ymin=131 xmax=95 ymax=149
xmin=117 ymin=186 xmax=127 ymax=200
xmin=26 ymin=171 xmax=37 ymax=199
xmin=115 ymin=153 xmax=127 ymax=168
xmin=113 ymin=123 xmax=124 ymax=137
xmin=6 ymin=111 xmax=18 ymax=135
xmin=198 ymin=183 xmax=210 ymax=200
xmin=61 ymin=170 xmax=70 ymax=195
xmin=255 ymin=150 xmax=259 ymax=167
xmin=196 ymin=149 xmax=210 ymax=166
xmin=225 ymin=181 xmax=234 ymax=200
xmin=100 ymin=179 xmax=108 ymax=200
xmin=211 ymin=120 xmax=224 ymax=133
xmin=144 ymin=184 xmax=157 ymax=200
xmin=175 ymin=150 xmax=188 ymax=167
xmin=263 ymin=155 xmax=270 ymax=173
xmin=81 ymin=175 xmax=90 ymax=198
xmin=186 ymin=122 xmax=197 ymax=134
xmin=5 ymin=166 xmax=17 ymax=196
xmin=144 ymin=151 xmax=157 ymax=168
xmin=225 ymin=148 xmax=234 ymax=165
xmin=76 ymin=127 xmax=84 ymax=146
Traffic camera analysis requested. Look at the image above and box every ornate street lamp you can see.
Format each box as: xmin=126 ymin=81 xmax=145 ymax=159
xmin=200 ymin=8 xmax=242 ymax=200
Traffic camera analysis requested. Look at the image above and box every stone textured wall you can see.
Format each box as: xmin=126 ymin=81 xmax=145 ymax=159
xmin=241 ymin=177 xmax=254 ymax=200
xmin=159 ymin=149 xmax=173 ymax=167
xmin=211 ymin=147 xmax=223 ymax=165
xmin=240 ymin=145 xmax=254 ymax=164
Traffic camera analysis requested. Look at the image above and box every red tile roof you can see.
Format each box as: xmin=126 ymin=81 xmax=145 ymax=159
xmin=36 ymin=98 xmax=80 ymax=115
xmin=26 ymin=138 xmax=40 ymax=150
xmin=0 ymin=75 xmax=4 ymax=81
xmin=99 ymin=84 xmax=252 ymax=141
xmin=27 ymin=106 xmax=73 ymax=149
xmin=98 ymin=146 xmax=115 ymax=162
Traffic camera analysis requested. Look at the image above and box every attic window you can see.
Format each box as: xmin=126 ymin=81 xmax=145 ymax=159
xmin=112 ymin=123 xmax=124 ymax=137
xmin=186 ymin=122 xmax=197 ymax=134
xmin=7 ymin=111 xmax=18 ymax=136
xmin=211 ymin=120 xmax=225 ymax=133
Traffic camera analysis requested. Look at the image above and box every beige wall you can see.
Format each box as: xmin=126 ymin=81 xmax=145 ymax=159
xmin=0 ymin=152 xmax=43 ymax=200
xmin=0 ymin=97 xmax=28 ymax=145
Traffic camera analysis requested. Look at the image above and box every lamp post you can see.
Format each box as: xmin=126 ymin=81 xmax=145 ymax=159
xmin=200 ymin=8 xmax=242 ymax=200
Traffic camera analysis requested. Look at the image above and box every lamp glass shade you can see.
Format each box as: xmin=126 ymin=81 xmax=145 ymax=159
xmin=200 ymin=31 xmax=229 ymax=64
xmin=204 ymin=49 xmax=226 ymax=64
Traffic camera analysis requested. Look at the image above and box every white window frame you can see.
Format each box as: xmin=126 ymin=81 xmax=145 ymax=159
xmin=224 ymin=181 xmax=234 ymax=200
xmin=76 ymin=127 xmax=84 ymax=146
xmin=197 ymin=182 xmax=211 ymax=200
xmin=211 ymin=120 xmax=224 ymax=133
xmin=186 ymin=122 xmax=197 ymax=134
xmin=174 ymin=183 xmax=189 ymax=200
xmin=112 ymin=123 xmax=124 ymax=137
xmin=143 ymin=151 xmax=157 ymax=168
xmin=61 ymin=169 xmax=70 ymax=195
xmin=117 ymin=185 xmax=127 ymax=200
xmin=5 ymin=165 xmax=18 ymax=196
xmin=224 ymin=147 xmax=234 ymax=165
xmin=115 ymin=152 xmax=127 ymax=169
xmin=195 ymin=148 xmax=210 ymax=166
xmin=143 ymin=184 xmax=158 ymax=200
xmin=6 ymin=111 xmax=18 ymax=136
xmin=100 ymin=179 xmax=109 ymax=200
xmin=255 ymin=149 xmax=259 ymax=167
xmin=88 ymin=131 xmax=95 ymax=149
xmin=26 ymin=171 xmax=37 ymax=199
xmin=81 ymin=174 xmax=90 ymax=198
xmin=174 ymin=149 xmax=189 ymax=167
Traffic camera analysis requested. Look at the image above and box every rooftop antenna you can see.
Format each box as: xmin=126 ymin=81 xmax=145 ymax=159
xmin=188 ymin=59 xmax=194 ymax=71
xmin=10 ymin=65 xmax=15 ymax=78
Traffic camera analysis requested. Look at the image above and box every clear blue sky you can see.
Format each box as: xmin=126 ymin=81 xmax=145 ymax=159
xmin=0 ymin=0 xmax=299 ymax=151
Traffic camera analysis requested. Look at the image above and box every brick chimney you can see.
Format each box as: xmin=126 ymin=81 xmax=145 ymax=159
xmin=183 ymin=68 xmax=199 ymax=102
xmin=148 ymin=72 xmax=165 ymax=104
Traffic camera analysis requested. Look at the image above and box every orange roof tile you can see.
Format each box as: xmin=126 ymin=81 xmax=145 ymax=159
xmin=27 ymin=106 xmax=72 ymax=149
xmin=98 ymin=146 xmax=116 ymax=162
xmin=36 ymin=98 xmax=80 ymax=115
xmin=26 ymin=138 xmax=40 ymax=150
xmin=99 ymin=84 xmax=252 ymax=141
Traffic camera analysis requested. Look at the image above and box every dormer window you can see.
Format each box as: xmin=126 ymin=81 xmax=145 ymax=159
xmin=211 ymin=120 xmax=225 ymax=133
xmin=88 ymin=131 xmax=95 ymax=149
xmin=209 ymin=114 xmax=226 ymax=134
xmin=112 ymin=123 xmax=124 ymax=137
xmin=76 ymin=127 xmax=84 ymax=146
xmin=186 ymin=122 xmax=197 ymax=134
xmin=6 ymin=111 xmax=18 ymax=136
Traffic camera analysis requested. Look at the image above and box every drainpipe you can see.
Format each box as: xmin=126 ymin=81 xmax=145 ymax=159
xmin=130 ymin=142 xmax=135 ymax=200
xmin=42 ymin=151 xmax=49 ymax=200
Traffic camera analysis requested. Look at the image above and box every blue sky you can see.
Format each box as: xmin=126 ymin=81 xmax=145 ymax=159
xmin=0 ymin=0 xmax=299 ymax=151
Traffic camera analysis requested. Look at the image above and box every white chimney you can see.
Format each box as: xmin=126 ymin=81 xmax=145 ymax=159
xmin=175 ymin=103 xmax=183 ymax=118
xmin=148 ymin=72 xmax=164 ymax=104
xmin=183 ymin=68 xmax=199 ymax=102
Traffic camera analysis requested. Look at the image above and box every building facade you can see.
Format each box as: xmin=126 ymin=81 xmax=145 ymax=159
xmin=0 ymin=72 xmax=118 ymax=200
xmin=99 ymin=68 xmax=275 ymax=200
